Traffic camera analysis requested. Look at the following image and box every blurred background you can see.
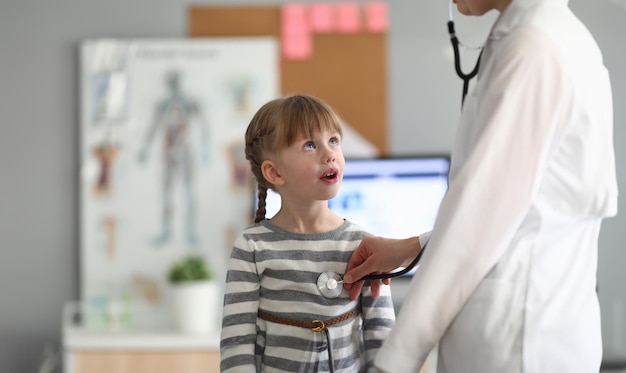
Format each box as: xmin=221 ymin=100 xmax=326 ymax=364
xmin=1 ymin=0 xmax=625 ymax=372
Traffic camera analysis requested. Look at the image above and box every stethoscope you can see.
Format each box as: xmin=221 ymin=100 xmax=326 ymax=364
xmin=318 ymin=2 xmax=484 ymax=299
xmin=317 ymin=243 xmax=428 ymax=298
xmin=447 ymin=0 xmax=484 ymax=106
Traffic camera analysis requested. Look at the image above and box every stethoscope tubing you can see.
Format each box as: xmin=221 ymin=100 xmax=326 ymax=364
xmin=448 ymin=20 xmax=483 ymax=107
xmin=358 ymin=243 xmax=426 ymax=281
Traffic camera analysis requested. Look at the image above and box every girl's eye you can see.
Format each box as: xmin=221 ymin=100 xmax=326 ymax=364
xmin=329 ymin=137 xmax=340 ymax=146
xmin=303 ymin=141 xmax=316 ymax=150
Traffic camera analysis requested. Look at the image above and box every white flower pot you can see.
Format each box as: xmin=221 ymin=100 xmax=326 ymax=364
xmin=171 ymin=280 xmax=221 ymax=334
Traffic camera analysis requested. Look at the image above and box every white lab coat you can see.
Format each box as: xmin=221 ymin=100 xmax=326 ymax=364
xmin=375 ymin=0 xmax=618 ymax=372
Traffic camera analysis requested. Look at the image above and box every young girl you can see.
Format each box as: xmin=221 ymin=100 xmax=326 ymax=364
xmin=220 ymin=94 xmax=395 ymax=372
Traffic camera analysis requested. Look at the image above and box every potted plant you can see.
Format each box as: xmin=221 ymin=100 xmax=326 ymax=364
xmin=168 ymin=255 xmax=220 ymax=334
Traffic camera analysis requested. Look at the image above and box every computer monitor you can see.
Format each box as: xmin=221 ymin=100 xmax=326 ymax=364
xmin=257 ymin=155 xmax=450 ymax=244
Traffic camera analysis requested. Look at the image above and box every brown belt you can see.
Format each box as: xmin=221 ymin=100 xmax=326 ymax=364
xmin=257 ymin=307 xmax=361 ymax=332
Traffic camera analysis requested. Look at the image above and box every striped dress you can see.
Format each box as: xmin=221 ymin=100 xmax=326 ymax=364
xmin=220 ymin=219 xmax=396 ymax=372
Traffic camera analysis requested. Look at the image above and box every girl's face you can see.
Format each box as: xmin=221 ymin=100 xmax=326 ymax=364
xmin=453 ymin=0 xmax=510 ymax=16
xmin=274 ymin=127 xmax=345 ymax=206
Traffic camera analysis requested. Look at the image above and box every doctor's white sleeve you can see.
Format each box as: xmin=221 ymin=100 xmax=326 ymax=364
xmin=374 ymin=30 xmax=570 ymax=372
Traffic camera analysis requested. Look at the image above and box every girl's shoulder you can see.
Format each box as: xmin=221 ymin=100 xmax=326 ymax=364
xmin=342 ymin=220 xmax=373 ymax=236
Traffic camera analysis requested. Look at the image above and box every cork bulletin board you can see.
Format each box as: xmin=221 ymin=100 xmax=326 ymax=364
xmin=189 ymin=5 xmax=388 ymax=154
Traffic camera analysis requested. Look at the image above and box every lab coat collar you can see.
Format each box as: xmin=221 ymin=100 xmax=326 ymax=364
xmin=490 ymin=0 xmax=570 ymax=40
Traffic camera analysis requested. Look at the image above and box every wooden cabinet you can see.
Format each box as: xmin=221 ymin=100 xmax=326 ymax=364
xmin=70 ymin=350 xmax=219 ymax=373
xmin=63 ymin=328 xmax=220 ymax=373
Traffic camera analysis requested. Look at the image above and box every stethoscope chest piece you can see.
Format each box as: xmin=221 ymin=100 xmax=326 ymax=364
xmin=317 ymin=271 xmax=344 ymax=299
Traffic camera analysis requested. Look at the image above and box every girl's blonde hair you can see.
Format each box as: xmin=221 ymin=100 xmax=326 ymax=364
xmin=245 ymin=94 xmax=344 ymax=223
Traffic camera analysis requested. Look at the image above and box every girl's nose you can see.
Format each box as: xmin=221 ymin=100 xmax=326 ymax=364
xmin=325 ymin=149 xmax=336 ymax=163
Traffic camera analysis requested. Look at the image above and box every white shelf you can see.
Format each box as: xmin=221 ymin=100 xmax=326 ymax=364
xmin=62 ymin=301 xmax=220 ymax=351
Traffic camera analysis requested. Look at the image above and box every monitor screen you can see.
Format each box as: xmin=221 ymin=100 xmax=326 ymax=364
xmin=258 ymin=155 xmax=450 ymax=242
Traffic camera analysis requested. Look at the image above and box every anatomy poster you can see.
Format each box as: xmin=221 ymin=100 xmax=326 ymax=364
xmin=79 ymin=38 xmax=278 ymax=329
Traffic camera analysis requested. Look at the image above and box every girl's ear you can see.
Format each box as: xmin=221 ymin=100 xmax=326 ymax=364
xmin=261 ymin=160 xmax=285 ymax=186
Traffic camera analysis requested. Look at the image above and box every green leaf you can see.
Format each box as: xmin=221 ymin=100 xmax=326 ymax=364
xmin=168 ymin=255 xmax=214 ymax=283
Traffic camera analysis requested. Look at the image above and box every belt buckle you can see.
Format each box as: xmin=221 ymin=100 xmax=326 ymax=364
xmin=311 ymin=320 xmax=326 ymax=332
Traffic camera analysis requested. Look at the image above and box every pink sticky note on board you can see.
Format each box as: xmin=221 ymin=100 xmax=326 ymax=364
xmin=310 ymin=3 xmax=334 ymax=33
xmin=282 ymin=33 xmax=313 ymax=60
xmin=282 ymin=4 xmax=313 ymax=60
xmin=335 ymin=3 xmax=361 ymax=33
xmin=365 ymin=2 xmax=388 ymax=33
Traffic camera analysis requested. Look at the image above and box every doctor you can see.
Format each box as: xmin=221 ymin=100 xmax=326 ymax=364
xmin=343 ymin=0 xmax=618 ymax=372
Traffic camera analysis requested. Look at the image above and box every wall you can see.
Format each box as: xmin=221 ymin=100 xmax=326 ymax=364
xmin=0 ymin=1 xmax=624 ymax=371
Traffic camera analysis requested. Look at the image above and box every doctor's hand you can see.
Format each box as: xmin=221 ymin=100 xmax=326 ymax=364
xmin=343 ymin=236 xmax=422 ymax=300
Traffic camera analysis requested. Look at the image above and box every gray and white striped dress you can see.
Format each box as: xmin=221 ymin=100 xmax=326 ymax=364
xmin=220 ymin=219 xmax=396 ymax=372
